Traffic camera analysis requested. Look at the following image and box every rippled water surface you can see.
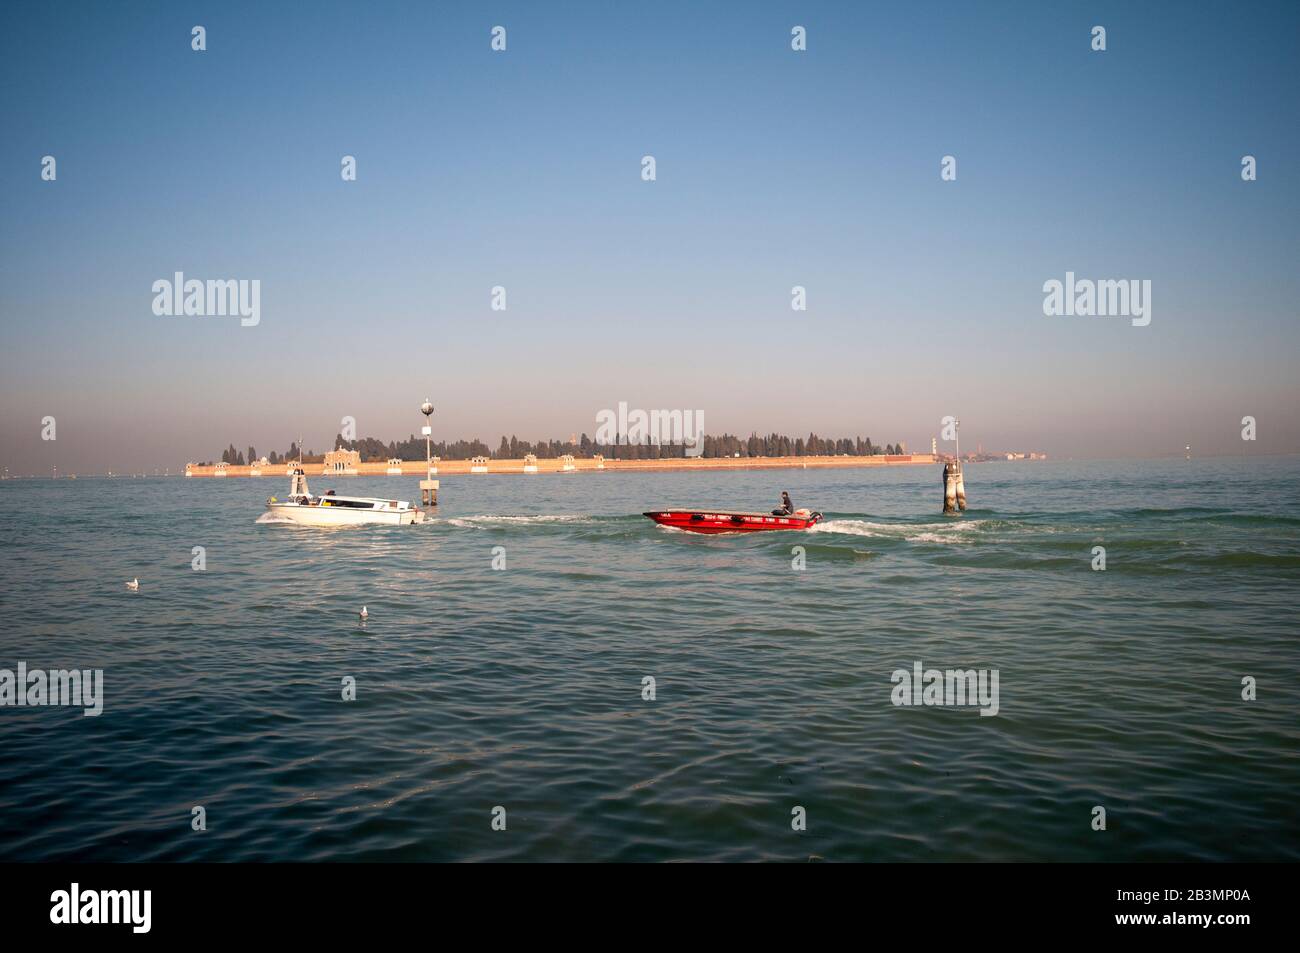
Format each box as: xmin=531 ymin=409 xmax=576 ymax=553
xmin=1 ymin=458 xmax=1297 ymax=861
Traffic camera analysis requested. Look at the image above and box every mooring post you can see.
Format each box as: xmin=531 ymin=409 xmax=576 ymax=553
xmin=943 ymin=460 xmax=967 ymax=514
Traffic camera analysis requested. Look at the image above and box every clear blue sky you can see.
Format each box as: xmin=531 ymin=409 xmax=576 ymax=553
xmin=1 ymin=0 xmax=1297 ymax=472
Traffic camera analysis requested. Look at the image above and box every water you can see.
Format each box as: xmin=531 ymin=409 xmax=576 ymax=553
xmin=1 ymin=458 xmax=1297 ymax=862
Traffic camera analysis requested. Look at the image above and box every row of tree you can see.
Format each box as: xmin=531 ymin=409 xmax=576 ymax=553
xmin=213 ymin=442 xmax=323 ymax=465
xmin=326 ymin=432 xmax=907 ymax=459
xmin=332 ymin=434 xmax=495 ymax=460
xmin=219 ymin=444 xmax=255 ymax=466
xmin=578 ymin=433 xmax=907 ymax=459
xmin=214 ymin=432 xmax=910 ymax=465
xmin=218 ymin=443 xmax=313 ymax=465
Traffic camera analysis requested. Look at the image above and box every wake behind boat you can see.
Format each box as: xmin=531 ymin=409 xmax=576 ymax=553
xmin=644 ymin=508 xmax=823 ymax=534
xmin=265 ymin=468 xmax=425 ymax=526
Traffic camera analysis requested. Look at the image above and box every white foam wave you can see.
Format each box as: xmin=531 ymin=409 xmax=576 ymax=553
xmin=904 ymin=532 xmax=961 ymax=543
xmin=443 ymin=514 xmax=594 ymax=529
xmin=811 ymin=519 xmax=983 ymax=543
xmin=255 ymin=512 xmax=297 ymax=524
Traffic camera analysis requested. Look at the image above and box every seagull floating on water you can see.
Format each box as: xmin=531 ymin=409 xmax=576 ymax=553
xmin=359 ymin=605 xmax=368 ymax=621
xmin=126 ymin=578 xmax=139 ymax=591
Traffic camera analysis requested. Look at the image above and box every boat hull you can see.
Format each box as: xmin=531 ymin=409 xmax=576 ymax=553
xmin=266 ymin=503 xmax=420 ymax=526
xmin=643 ymin=510 xmax=822 ymax=534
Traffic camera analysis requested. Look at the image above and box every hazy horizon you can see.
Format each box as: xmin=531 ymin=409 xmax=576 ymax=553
xmin=5 ymin=427 xmax=1295 ymax=478
xmin=3 ymin=1 xmax=1297 ymax=473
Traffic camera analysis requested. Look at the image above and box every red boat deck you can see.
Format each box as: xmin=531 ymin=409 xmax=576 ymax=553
xmin=643 ymin=509 xmax=823 ymax=534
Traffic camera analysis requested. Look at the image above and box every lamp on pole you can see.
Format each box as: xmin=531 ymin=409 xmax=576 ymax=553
xmin=420 ymin=399 xmax=434 ymax=475
xmin=419 ymin=399 xmax=438 ymax=507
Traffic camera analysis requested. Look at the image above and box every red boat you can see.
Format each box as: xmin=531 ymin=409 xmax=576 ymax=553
xmin=643 ymin=508 xmax=823 ymax=534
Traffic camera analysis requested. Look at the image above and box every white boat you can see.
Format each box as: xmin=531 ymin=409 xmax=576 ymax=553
xmin=265 ymin=469 xmax=425 ymax=526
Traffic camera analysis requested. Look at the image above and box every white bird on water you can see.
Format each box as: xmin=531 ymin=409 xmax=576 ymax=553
xmin=359 ymin=606 xmax=368 ymax=621
xmin=126 ymin=578 xmax=139 ymax=591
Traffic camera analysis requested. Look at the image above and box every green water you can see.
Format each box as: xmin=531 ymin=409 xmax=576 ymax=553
xmin=0 ymin=457 xmax=1296 ymax=860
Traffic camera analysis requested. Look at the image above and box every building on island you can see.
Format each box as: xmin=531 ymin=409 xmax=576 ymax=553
xmin=323 ymin=449 xmax=360 ymax=475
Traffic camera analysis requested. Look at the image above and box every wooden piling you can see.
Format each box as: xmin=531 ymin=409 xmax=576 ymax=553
xmin=943 ymin=461 xmax=967 ymax=514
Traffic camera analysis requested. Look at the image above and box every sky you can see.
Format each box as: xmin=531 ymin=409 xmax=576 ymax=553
xmin=1 ymin=0 xmax=1297 ymax=473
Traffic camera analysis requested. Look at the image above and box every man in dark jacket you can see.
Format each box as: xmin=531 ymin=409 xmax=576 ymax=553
xmin=772 ymin=491 xmax=794 ymax=516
